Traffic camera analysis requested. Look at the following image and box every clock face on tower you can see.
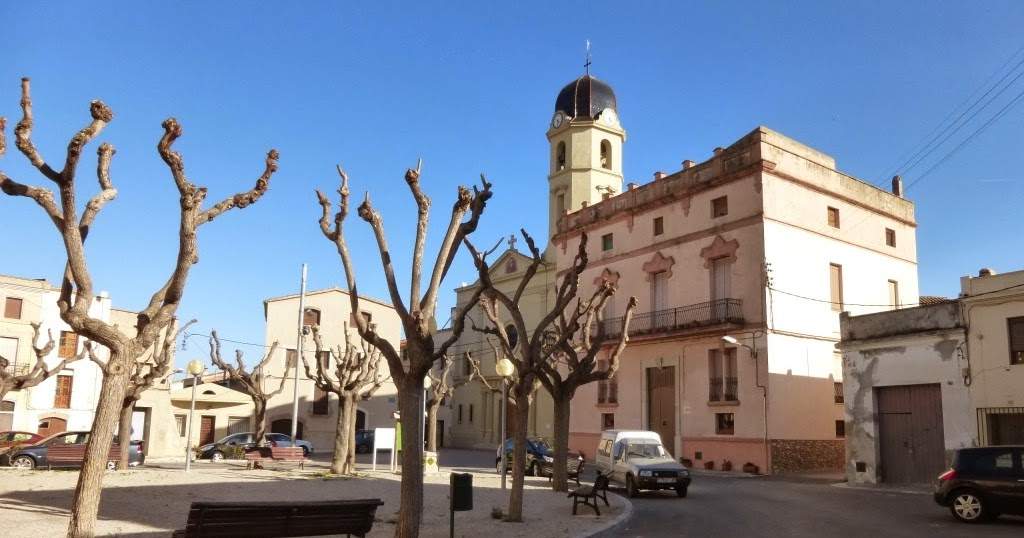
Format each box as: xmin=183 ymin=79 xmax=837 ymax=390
xmin=600 ymin=109 xmax=618 ymax=126
xmin=552 ymin=111 xmax=565 ymax=129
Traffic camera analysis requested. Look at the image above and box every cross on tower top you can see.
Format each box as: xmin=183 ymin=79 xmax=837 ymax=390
xmin=508 ymin=234 xmax=518 ymax=251
xmin=584 ymin=39 xmax=592 ymax=75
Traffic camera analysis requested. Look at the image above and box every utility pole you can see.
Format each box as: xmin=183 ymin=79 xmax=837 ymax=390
xmin=290 ymin=264 xmax=308 ymax=444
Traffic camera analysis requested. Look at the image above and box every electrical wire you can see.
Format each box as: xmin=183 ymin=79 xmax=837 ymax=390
xmin=768 ymin=281 xmax=1024 ymax=309
xmin=877 ymin=43 xmax=1024 ymax=183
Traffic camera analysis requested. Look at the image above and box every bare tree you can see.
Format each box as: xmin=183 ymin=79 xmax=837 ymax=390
xmin=209 ymin=331 xmax=284 ymax=444
xmin=88 ymin=318 xmax=196 ymax=469
xmin=305 ymin=324 xmax=386 ymax=474
xmin=315 ymin=162 xmax=491 ymax=537
xmin=0 ymin=78 xmax=279 ymax=537
xmin=424 ymin=353 xmax=480 ymax=452
xmin=0 ymin=323 xmax=94 ymax=400
xmin=465 ymin=230 xmax=637 ymax=519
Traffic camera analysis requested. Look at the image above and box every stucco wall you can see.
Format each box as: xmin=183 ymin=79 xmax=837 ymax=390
xmin=263 ymin=289 xmax=400 ymax=451
xmin=840 ymin=328 xmax=972 ymax=484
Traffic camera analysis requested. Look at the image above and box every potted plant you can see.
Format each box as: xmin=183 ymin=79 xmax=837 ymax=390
xmin=722 ymin=460 xmax=733 ymax=472
xmin=681 ymin=458 xmax=693 ymax=468
xmin=742 ymin=462 xmax=759 ymax=474
xmin=704 ymin=460 xmax=715 ymax=470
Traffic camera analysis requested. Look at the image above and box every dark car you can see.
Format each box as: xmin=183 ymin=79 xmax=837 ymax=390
xmin=0 ymin=431 xmax=44 ymax=454
xmin=355 ymin=430 xmax=374 ymax=453
xmin=496 ymin=437 xmax=583 ymax=479
xmin=196 ymin=432 xmax=314 ymax=461
xmin=1 ymin=431 xmax=144 ymax=469
xmin=934 ymin=446 xmax=1024 ymax=523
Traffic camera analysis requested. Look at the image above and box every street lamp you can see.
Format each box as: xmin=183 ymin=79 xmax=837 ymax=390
xmin=184 ymin=359 xmax=206 ymax=472
xmin=721 ymin=335 xmax=768 ymax=473
xmin=422 ymin=374 xmax=432 ymax=454
xmin=495 ymin=357 xmax=514 ymax=490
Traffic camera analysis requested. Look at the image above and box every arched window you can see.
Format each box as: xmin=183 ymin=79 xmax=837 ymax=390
xmin=556 ymin=142 xmax=566 ymax=171
xmin=600 ymin=140 xmax=612 ymax=170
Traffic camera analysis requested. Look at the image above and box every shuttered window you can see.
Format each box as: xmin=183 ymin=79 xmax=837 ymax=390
xmin=313 ymin=386 xmax=329 ymax=415
xmin=54 ymin=375 xmax=73 ymax=408
xmin=827 ymin=207 xmax=840 ymax=228
xmin=709 ymin=349 xmax=738 ymax=402
xmin=886 ymin=228 xmax=896 ymax=247
xmin=303 ymin=308 xmax=321 ymax=327
xmin=597 ymin=359 xmax=618 ymax=404
xmin=58 ymin=332 xmax=78 ymax=359
xmin=4 ymin=297 xmax=23 ymax=319
xmin=829 ymin=264 xmax=844 ymax=312
xmin=1009 ymin=317 xmax=1024 ymax=365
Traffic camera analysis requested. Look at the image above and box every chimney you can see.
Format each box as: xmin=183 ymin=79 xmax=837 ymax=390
xmin=713 ymin=147 xmax=724 ymax=156
xmin=627 ymin=182 xmax=639 ymax=191
xmin=654 ymin=171 xmax=667 ymax=180
xmin=891 ymin=175 xmax=904 ymax=198
xmin=979 ymin=268 xmax=996 ymax=277
xmin=682 ymin=159 xmax=696 ymax=169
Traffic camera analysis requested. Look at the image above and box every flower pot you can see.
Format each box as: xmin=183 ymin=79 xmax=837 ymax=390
xmin=742 ymin=462 xmax=759 ymax=474
xmin=704 ymin=461 xmax=715 ymax=470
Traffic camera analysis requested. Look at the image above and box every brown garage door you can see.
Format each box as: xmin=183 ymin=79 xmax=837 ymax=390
xmin=876 ymin=384 xmax=945 ymax=484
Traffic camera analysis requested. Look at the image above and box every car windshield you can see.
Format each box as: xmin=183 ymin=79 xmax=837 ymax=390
xmin=626 ymin=442 xmax=666 ymax=458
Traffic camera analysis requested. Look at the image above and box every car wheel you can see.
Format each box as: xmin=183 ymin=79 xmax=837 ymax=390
xmin=210 ymin=451 xmax=225 ymax=463
xmin=950 ymin=490 xmax=988 ymax=523
xmin=626 ymin=474 xmax=637 ymax=498
xmin=302 ymin=446 xmax=310 ymax=457
xmin=11 ymin=456 xmax=35 ymax=470
xmin=528 ymin=462 xmax=538 ymax=477
xmin=676 ymin=485 xmax=688 ymax=498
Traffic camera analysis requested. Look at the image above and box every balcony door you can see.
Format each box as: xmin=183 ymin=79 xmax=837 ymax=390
xmin=650 ymin=271 xmax=669 ymax=329
xmin=711 ymin=257 xmax=731 ymax=319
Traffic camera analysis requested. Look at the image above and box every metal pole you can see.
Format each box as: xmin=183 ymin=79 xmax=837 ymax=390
xmin=185 ymin=376 xmax=198 ymax=472
xmin=500 ymin=377 xmax=507 ymax=490
xmin=290 ymin=263 xmax=307 ymax=444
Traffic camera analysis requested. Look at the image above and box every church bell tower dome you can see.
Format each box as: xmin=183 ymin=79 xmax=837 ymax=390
xmin=554 ymin=74 xmax=618 ymax=121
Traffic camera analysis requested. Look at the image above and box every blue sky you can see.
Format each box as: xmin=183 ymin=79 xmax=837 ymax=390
xmin=2 ymin=1 xmax=1022 ymax=356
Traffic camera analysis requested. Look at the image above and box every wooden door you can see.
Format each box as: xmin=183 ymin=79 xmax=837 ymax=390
xmin=876 ymin=384 xmax=945 ymax=484
xmin=38 ymin=417 xmax=67 ymax=437
xmin=647 ymin=366 xmax=676 ymax=456
xmin=198 ymin=416 xmax=216 ymax=446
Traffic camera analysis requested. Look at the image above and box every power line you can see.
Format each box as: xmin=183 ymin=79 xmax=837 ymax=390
xmin=769 ymin=281 xmax=1024 ymax=309
xmin=877 ymin=43 xmax=1024 ymax=183
xmin=907 ymin=83 xmax=1024 ymax=190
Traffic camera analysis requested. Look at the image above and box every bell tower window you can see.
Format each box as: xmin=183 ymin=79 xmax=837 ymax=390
xmin=600 ymin=140 xmax=611 ymax=170
xmin=556 ymin=142 xmax=566 ymax=171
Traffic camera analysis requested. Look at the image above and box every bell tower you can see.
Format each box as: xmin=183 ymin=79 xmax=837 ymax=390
xmin=546 ymin=73 xmax=626 ymax=243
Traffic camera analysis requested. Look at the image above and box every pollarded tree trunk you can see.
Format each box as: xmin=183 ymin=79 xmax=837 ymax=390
xmin=253 ymin=397 xmax=268 ymax=444
xmin=116 ymin=398 xmax=135 ymax=471
xmin=550 ymin=392 xmax=572 ymax=492
xmin=506 ymin=395 xmax=531 ymax=522
xmin=426 ymin=403 xmax=440 ymax=453
xmin=331 ymin=395 xmax=357 ymax=474
xmin=397 ymin=380 xmax=425 ymax=537
xmin=67 ymin=349 xmax=134 ymax=537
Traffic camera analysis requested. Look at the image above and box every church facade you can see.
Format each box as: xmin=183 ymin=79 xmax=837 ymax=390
xmin=444 ymin=71 xmax=918 ymax=473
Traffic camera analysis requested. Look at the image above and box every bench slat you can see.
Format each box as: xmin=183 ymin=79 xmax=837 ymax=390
xmin=179 ymin=499 xmax=384 ymax=538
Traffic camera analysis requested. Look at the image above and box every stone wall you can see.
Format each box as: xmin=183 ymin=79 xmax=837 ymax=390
xmin=770 ymin=439 xmax=844 ymax=473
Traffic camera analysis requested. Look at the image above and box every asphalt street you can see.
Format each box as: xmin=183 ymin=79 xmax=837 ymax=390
xmin=593 ymin=473 xmax=1024 ymax=538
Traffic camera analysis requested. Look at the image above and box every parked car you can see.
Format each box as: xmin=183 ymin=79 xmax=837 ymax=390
xmin=595 ymin=430 xmax=691 ymax=498
xmin=355 ymin=429 xmax=374 ymax=453
xmin=933 ymin=446 xmax=1024 ymax=523
xmin=0 ymin=431 xmax=44 ymax=454
xmin=496 ymin=437 xmax=583 ymax=479
xmin=0 ymin=431 xmax=144 ymax=469
xmin=196 ymin=432 xmax=314 ymax=462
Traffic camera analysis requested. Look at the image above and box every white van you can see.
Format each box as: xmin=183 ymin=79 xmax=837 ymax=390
xmin=595 ymin=430 xmax=691 ymax=497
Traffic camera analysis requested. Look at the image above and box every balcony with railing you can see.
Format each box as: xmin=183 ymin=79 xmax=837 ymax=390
xmin=1 ymin=362 xmax=31 ymax=377
xmin=596 ymin=298 xmax=744 ymax=340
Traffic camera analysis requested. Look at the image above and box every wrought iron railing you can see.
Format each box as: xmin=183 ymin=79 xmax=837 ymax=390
xmin=1 ymin=362 xmax=31 ymax=377
xmin=596 ymin=298 xmax=743 ymax=339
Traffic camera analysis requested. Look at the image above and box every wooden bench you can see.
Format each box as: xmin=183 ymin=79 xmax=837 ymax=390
xmin=568 ymin=472 xmax=610 ymax=516
xmin=171 ymin=499 xmax=385 ymax=538
xmin=47 ymin=445 xmax=122 ymax=470
xmin=244 ymin=446 xmax=307 ymax=470
xmin=549 ymin=458 xmax=584 ymax=487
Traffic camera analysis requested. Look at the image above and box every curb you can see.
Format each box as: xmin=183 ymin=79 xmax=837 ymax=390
xmin=575 ymin=491 xmax=633 ymax=538
xmin=830 ymin=482 xmax=929 ymax=496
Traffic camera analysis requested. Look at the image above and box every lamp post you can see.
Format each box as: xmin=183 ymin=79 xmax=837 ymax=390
xmin=184 ymin=359 xmax=206 ymax=472
xmin=422 ymin=374 xmax=432 ymax=454
xmin=495 ymin=357 xmax=514 ymax=490
xmin=722 ymin=334 xmax=769 ymax=473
